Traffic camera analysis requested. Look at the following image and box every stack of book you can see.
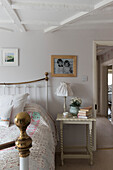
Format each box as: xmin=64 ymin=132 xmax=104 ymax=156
xmin=77 ymin=106 xmax=92 ymax=119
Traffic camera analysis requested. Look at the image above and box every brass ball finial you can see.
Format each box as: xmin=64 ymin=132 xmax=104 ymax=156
xmin=15 ymin=112 xmax=32 ymax=158
xmin=15 ymin=112 xmax=30 ymax=129
xmin=45 ymin=72 xmax=48 ymax=81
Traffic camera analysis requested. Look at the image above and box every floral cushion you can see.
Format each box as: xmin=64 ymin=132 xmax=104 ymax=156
xmin=28 ymin=111 xmax=40 ymax=125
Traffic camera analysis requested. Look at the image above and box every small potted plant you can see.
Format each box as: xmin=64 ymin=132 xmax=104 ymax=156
xmin=70 ymin=97 xmax=82 ymax=116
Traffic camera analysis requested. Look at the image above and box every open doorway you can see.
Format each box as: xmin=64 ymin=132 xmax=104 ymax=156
xmin=93 ymin=41 xmax=113 ymax=118
xmin=96 ymin=45 xmax=113 ymax=118
xmin=94 ymin=41 xmax=113 ymax=150
xmin=93 ymin=41 xmax=113 ymax=150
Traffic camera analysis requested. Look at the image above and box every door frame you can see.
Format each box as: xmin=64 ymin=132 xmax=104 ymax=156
xmin=93 ymin=41 xmax=113 ymax=116
xmin=93 ymin=41 xmax=113 ymax=151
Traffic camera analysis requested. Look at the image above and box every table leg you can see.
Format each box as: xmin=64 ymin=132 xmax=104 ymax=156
xmin=89 ymin=123 xmax=93 ymax=165
xmin=93 ymin=121 xmax=96 ymax=151
xmin=60 ymin=121 xmax=64 ymax=166
xmin=86 ymin=124 xmax=89 ymax=153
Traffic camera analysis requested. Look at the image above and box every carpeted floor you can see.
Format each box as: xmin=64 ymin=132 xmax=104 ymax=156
xmin=96 ymin=116 xmax=113 ymax=149
xmin=55 ymin=117 xmax=113 ymax=170
xmin=55 ymin=149 xmax=113 ymax=170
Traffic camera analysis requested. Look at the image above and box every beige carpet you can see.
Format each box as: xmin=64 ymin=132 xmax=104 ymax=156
xmin=55 ymin=150 xmax=113 ymax=170
xmin=96 ymin=116 xmax=113 ymax=149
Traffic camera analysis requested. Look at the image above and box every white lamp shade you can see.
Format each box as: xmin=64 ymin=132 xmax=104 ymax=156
xmin=55 ymin=82 xmax=73 ymax=97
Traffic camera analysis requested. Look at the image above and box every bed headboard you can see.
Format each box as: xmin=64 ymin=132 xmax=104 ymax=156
xmin=0 ymin=72 xmax=49 ymax=111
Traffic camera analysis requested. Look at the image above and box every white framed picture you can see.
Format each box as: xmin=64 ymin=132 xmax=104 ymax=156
xmin=2 ymin=49 xmax=18 ymax=66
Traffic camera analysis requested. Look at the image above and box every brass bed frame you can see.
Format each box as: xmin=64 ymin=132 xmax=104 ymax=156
xmin=0 ymin=72 xmax=48 ymax=151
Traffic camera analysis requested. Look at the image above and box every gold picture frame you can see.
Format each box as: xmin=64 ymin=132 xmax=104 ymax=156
xmin=51 ymin=55 xmax=77 ymax=77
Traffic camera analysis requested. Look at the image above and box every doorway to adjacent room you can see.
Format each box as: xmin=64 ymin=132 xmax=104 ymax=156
xmin=93 ymin=41 xmax=113 ymax=151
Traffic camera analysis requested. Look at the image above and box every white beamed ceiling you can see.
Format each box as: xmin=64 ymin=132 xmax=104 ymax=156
xmin=0 ymin=0 xmax=113 ymax=33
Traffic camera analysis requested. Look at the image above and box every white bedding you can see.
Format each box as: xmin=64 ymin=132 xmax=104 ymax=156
xmin=0 ymin=103 xmax=57 ymax=170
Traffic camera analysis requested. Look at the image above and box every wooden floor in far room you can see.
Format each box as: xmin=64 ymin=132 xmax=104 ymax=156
xmin=55 ymin=116 xmax=113 ymax=170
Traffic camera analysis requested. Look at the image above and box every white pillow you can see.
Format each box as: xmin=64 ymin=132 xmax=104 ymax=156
xmin=0 ymin=105 xmax=13 ymax=127
xmin=0 ymin=95 xmax=13 ymax=107
xmin=10 ymin=93 xmax=29 ymax=124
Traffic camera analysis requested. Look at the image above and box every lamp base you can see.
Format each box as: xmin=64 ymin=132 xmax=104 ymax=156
xmin=63 ymin=112 xmax=69 ymax=117
xmin=64 ymin=96 xmax=67 ymax=112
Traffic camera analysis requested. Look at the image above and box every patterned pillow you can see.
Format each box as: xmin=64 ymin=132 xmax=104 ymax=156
xmin=27 ymin=112 xmax=41 ymax=136
xmin=0 ymin=105 xmax=13 ymax=127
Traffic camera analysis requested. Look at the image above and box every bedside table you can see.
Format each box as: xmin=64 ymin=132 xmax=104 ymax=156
xmin=56 ymin=114 xmax=96 ymax=166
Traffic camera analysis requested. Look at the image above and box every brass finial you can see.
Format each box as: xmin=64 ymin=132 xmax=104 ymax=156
xmin=45 ymin=72 xmax=48 ymax=81
xmin=15 ymin=112 xmax=32 ymax=158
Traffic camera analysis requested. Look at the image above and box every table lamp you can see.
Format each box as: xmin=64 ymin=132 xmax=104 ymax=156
xmin=55 ymin=82 xmax=73 ymax=113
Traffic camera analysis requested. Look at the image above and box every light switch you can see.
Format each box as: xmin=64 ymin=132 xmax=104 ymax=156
xmin=82 ymin=75 xmax=88 ymax=82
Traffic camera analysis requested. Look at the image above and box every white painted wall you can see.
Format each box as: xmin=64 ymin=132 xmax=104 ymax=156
xmin=0 ymin=29 xmax=113 ymax=148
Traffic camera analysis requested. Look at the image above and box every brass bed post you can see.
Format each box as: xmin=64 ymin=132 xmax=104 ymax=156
xmin=45 ymin=72 xmax=49 ymax=81
xmin=15 ymin=112 xmax=32 ymax=170
xmin=45 ymin=72 xmax=48 ymax=111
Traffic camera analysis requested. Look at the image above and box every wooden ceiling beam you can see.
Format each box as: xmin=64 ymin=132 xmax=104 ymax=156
xmin=60 ymin=12 xmax=88 ymax=25
xmin=1 ymin=0 xmax=26 ymax=32
xmin=0 ymin=27 xmax=13 ymax=32
xmin=0 ymin=20 xmax=14 ymax=24
xmin=21 ymin=20 xmax=59 ymax=26
xmin=44 ymin=26 xmax=58 ymax=33
xmin=94 ymin=0 xmax=113 ymax=9
xmin=44 ymin=0 xmax=113 ymax=33
xmin=73 ymin=19 xmax=113 ymax=25
xmin=44 ymin=12 xmax=88 ymax=33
